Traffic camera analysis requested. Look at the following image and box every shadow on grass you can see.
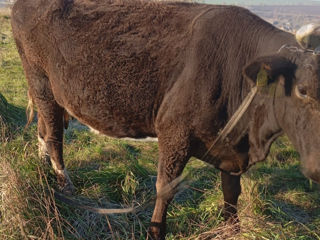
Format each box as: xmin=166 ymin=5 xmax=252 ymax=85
xmin=0 ymin=92 xmax=26 ymax=141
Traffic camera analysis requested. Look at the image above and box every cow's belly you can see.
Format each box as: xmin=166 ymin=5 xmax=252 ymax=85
xmin=49 ymin=62 xmax=160 ymax=138
xmin=63 ymin=103 xmax=156 ymax=139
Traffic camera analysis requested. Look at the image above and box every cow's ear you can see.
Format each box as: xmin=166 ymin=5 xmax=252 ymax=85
xmin=243 ymin=56 xmax=296 ymax=96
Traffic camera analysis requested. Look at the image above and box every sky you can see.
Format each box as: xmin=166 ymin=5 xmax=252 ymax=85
xmin=203 ymin=0 xmax=320 ymax=5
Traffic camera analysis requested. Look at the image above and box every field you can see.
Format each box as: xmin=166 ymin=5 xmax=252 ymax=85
xmin=249 ymin=5 xmax=320 ymax=32
xmin=1 ymin=5 xmax=320 ymax=240
xmin=204 ymin=0 xmax=320 ymax=5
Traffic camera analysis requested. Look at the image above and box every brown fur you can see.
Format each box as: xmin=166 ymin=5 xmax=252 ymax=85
xmin=11 ymin=1 xmax=320 ymax=239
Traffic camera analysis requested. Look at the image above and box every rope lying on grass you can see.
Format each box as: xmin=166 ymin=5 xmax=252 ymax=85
xmin=53 ymin=189 xmax=135 ymax=214
xmin=53 ymin=175 xmax=187 ymax=215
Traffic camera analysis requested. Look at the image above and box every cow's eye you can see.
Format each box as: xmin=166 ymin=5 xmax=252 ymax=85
xmin=295 ymin=85 xmax=308 ymax=99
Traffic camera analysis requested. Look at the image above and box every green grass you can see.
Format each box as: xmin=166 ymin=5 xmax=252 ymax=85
xmin=1 ymin=11 xmax=320 ymax=240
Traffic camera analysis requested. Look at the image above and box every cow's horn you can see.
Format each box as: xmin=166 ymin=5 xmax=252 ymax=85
xmin=296 ymin=23 xmax=320 ymax=50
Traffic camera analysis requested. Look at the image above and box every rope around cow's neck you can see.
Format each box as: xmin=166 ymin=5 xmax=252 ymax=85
xmin=202 ymin=86 xmax=258 ymax=162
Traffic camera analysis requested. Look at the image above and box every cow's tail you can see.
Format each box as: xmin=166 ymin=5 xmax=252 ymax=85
xmin=25 ymin=90 xmax=71 ymax=129
xmin=26 ymin=90 xmax=35 ymax=128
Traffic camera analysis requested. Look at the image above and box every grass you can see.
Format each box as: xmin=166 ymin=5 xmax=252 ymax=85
xmin=1 ymin=10 xmax=320 ymax=240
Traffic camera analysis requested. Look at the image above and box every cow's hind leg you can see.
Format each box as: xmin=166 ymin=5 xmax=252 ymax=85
xmin=37 ymin=104 xmax=74 ymax=194
xmin=148 ymin=132 xmax=190 ymax=240
xmin=18 ymin=46 xmax=74 ymax=194
xmin=37 ymin=103 xmax=74 ymax=194
xmin=38 ymin=113 xmax=50 ymax=164
xmin=27 ymin=70 xmax=74 ymax=194
xmin=221 ymin=171 xmax=241 ymax=227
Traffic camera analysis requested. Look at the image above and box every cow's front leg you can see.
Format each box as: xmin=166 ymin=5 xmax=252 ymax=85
xmin=221 ymin=171 xmax=241 ymax=225
xmin=148 ymin=134 xmax=190 ymax=240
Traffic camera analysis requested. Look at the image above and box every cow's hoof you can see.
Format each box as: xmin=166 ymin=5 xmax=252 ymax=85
xmin=57 ymin=175 xmax=75 ymax=195
xmin=230 ymin=222 xmax=240 ymax=234
xmin=55 ymin=168 xmax=75 ymax=195
xmin=226 ymin=218 xmax=240 ymax=234
xmin=147 ymin=225 xmax=165 ymax=240
xmin=60 ymin=181 xmax=75 ymax=195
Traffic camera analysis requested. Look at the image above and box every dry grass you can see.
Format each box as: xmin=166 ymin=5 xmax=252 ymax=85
xmin=0 ymin=116 xmax=9 ymax=142
xmin=0 ymin=157 xmax=66 ymax=239
xmin=0 ymin=8 xmax=10 ymax=16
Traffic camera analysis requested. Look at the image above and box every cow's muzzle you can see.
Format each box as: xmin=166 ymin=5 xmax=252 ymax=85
xmin=301 ymin=155 xmax=320 ymax=183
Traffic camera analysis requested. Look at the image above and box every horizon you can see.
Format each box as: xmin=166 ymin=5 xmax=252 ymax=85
xmin=204 ymin=0 xmax=320 ymax=5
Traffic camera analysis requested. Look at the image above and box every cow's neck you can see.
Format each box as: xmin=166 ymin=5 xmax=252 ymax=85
xmin=256 ymin=30 xmax=298 ymax=56
xmin=220 ymin=30 xmax=297 ymax=174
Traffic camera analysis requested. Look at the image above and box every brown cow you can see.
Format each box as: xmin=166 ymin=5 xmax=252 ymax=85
xmin=11 ymin=0 xmax=320 ymax=239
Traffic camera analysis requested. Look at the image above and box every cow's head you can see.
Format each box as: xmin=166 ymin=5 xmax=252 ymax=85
xmin=243 ymin=26 xmax=320 ymax=182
